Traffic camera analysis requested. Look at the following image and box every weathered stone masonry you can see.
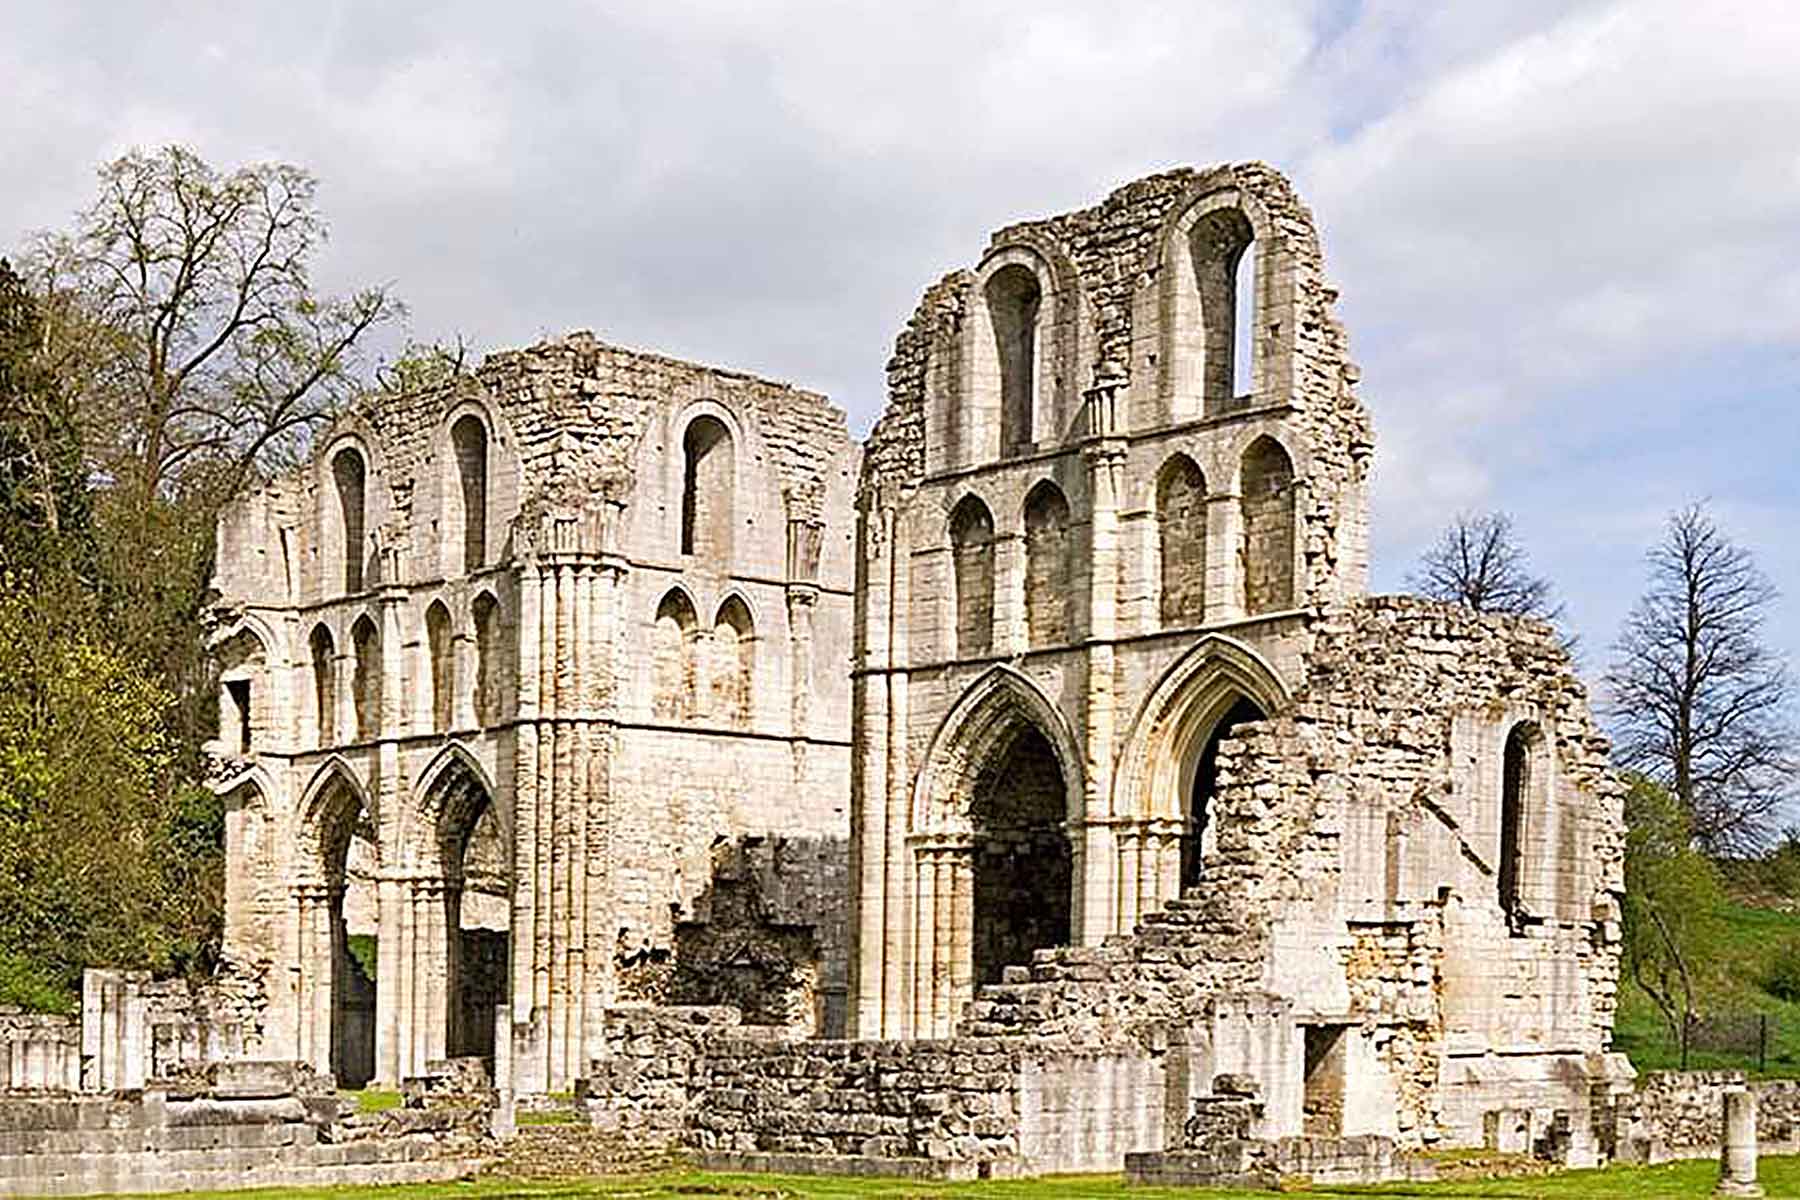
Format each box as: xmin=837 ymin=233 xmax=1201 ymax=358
xmin=167 ymin=160 xmax=1634 ymax=1184
xmin=208 ymin=335 xmax=859 ymax=1096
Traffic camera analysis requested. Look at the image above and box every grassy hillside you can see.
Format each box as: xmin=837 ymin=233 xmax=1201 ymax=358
xmin=1615 ymin=899 xmax=1800 ymax=1075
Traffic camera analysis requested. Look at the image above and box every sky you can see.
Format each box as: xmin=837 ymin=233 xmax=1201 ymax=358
xmin=2 ymin=0 xmax=1796 ymax=685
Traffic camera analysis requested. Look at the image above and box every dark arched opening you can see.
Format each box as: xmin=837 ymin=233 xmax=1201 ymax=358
xmin=332 ymin=448 xmax=367 ymax=594
xmin=970 ymin=724 xmax=1070 ymax=986
xmin=1181 ymin=695 xmax=1266 ymax=890
xmin=1499 ymin=723 xmax=1537 ymax=932
xmin=986 ymin=264 xmax=1041 ymax=456
xmin=451 ymin=415 xmax=489 ymax=573
xmin=949 ymin=495 xmax=996 ymax=658
xmin=316 ymin=782 xmax=377 ymax=1088
xmin=433 ymin=765 xmax=509 ymax=1064
xmin=1023 ymin=481 xmax=1073 ymax=648
xmin=681 ymin=416 xmax=734 ymax=564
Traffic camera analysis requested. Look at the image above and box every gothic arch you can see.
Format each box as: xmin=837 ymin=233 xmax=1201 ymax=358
xmin=294 ymin=756 xmax=376 ymax=884
xmin=404 ymin=740 xmax=500 ymax=875
xmin=1112 ymin=634 xmax=1290 ymax=823
xmin=910 ymin=664 xmax=1085 ymax=835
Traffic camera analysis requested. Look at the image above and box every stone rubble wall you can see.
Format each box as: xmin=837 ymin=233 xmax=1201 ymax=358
xmin=1609 ymin=1070 xmax=1800 ymax=1163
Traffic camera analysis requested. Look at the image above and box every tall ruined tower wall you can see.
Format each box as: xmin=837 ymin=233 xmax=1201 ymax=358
xmin=209 ymin=334 xmax=858 ymax=1093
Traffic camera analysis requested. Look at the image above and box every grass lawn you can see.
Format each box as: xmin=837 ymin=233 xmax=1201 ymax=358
xmin=86 ymin=1159 xmax=1800 ymax=1199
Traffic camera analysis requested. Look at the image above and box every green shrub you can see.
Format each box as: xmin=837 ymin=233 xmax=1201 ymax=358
xmin=1766 ymin=938 xmax=1800 ymax=1002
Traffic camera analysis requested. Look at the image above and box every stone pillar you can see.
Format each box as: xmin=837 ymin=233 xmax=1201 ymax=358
xmin=374 ymin=876 xmax=405 ymax=1085
xmin=1080 ymin=376 xmax=1126 ymax=945
xmin=993 ymin=534 xmax=1026 ymax=657
xmin=1717 ymin=1086 xmax=1763 ymax=1197
xmin=849 ymin=505 xmax=892 ymax=1038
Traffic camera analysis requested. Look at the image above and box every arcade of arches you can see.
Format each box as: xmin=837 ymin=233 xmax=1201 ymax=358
xmin=294 ymin=756 xmax=510 ymax=1088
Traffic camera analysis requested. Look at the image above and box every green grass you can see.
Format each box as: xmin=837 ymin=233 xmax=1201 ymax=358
xmin=1615 ymin=900 xmax=1800 ymax=1076
xmin=515 ymin=1107 xmax=581 ymax=1126
xmin=340 ymin=1088 xmax=403 ymax=1114
xmin=77 ymin=1158 xmax=1800 ymax=1197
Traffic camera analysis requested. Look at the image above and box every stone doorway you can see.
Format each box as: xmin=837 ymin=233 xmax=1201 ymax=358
xmin=297 ymin=774 xmax=378 ymax=1088
xmin=970 ymin=724 xmax=1071 ymax=987
xmin=1180 ymin=695 xmax=1265 ymax=889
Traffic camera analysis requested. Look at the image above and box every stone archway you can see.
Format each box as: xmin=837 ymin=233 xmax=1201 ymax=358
xmin=388 ymin=746 xmax=509 ymax=1080
xmin=908 ymin=666 xmax=1083 ymax=1037
xmin=294 ymin=762 xmax=378 ymax=1088
xmin=1111 ymin=636 xmax=1289 ymax=931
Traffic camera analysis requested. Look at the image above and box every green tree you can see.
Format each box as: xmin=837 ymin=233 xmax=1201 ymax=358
xmin=1621 ymin=774 xmax=1725 ymax=1065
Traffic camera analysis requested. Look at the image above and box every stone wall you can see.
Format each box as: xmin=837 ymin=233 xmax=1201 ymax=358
xmin=1609 ymin=1070 xmax=1800 ymax=1163
xmin=0 ymin=1060 xmax=488 ymax=1197
xmin=0 ymin=1010 xmax=79 ymax=1093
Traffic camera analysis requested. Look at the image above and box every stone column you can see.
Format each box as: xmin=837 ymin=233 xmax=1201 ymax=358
xmin=993 ymin=534 xmax=1026 ymax=657
xmin=373 ymin=876 xmax=405 ymax=1086
xmin=1717 ymin=1086 xmax=1763 ymax=1197
xmin=1080 ymin=376 xmax=1126 ymax=945
xmin=849 ymin=505 xmax=892 ymax=1038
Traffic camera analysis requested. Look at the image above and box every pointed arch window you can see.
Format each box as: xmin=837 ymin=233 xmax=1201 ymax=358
xmin=310 ymin=624 xmax=337 ymax=748
xmin=1157 ymin=456 xmax=1208 ymax=626
xmin=426 ymin=601 xmax=454 ymax=732
xmin=1023 ymin=481 xmax=1073 ymax=648
xmin=472 ymin=592 xmax=501 ymax=726
xmin=1240 ymin=437 xmax=1295 ymax=614
xmin=653 ymin=590 xmax=699 ymax=720
xmin=949 ymin=496 xmax=995 ymax=659
xmin=1499 ymin=722 xmax=1542 ymax=933
xmin=451 ymin=415 xmax=489 ymax=574
xmin=332 ymin=447 xmax=367 ymax=594
xmin=985 ymin=264 xmax=1042 ymax=456
xmin=350 ymin=615 xmax=380 ymax=740
xmin=681 ymin=416 xmax=734 ymax=564
xmin=712 ymin=596 xmax=755 ymax=727
xmin=1188 ymin=208 xmax=1256 ymax=413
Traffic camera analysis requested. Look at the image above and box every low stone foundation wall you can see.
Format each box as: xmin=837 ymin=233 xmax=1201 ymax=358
xmin=1125 ymin=1135 xmax=1430 ymax=1189
xmin=0 ymin=1061 xmax=489 ymax=1197
xmin=580 ymin=1004 xmax=1172 ymax=1176
xmin=1610 ymin=1070 xmax=1800 ymax=1164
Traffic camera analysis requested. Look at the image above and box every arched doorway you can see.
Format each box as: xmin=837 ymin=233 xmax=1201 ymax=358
xmin=415 ymin=752 xmax=510 ymax=1070
xmin=908 ymin=667 xmax=1081 ymax=1037
xmin=296 ymin=768 xmax=378 ymax=1088
xmin=1180 ymin=695 xmax=1266 ymax=889
xmin=970 ymin=724 xmax=1071 ymax=985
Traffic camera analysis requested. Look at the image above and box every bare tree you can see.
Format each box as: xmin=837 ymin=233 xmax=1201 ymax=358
xmin=20 ymin=145 xmax=400 ymax=505
xmin=1410 ymin=510 xmax=1560 ymax=617
xmin=1606 ymin=503 xmax=1794 ymax=854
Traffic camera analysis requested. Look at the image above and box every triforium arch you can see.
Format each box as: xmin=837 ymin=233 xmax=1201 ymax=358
xmin=391 ymin=742 xmax=509 ymax=1077
xmin=947 ymin=493 xmax=996 ymax=659
xmin=1238 ymin=433 xmax=1299 ymax=615
xmin=907 ymin=665 xmax=1084 ymax=1037
xmin=1154 ymin=453 xmax=1209 ymax=628
xmin=292 ymin=758 xmax=377 ymax=1088
xmin=1111 ymin=635 xmax=1289 ymax=929
xmin=652 ymin=586 xmax=701 ymax=720
xmin=1021 ymin=479 xmax=1074 ymax=649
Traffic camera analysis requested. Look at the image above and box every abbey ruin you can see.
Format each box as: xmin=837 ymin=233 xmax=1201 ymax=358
xmin=0 ymin=163 xmax=1646 ymax=1189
